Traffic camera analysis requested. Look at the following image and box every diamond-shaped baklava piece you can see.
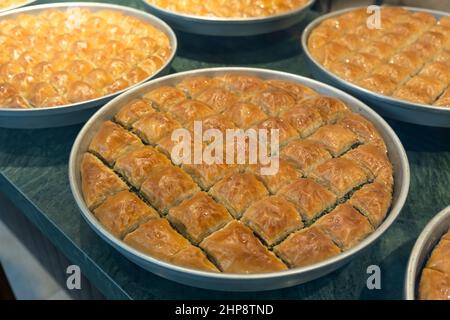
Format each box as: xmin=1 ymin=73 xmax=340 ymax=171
xmin=143 ymin=86 xmax=186 ymax=111
xmin=252 ymin=117 xmax=298 ymax=146
xmin=343 ymin=144 xmax=393 ymax=189
xmin=281 ymin=105 xmax=324 ymax=138
xmin=338 ymin=113 xmax=387 ymax=152
xmin=266 ymin=79 xmax=318 ymax=101
xmin=141 ymin=165 xmax=200 ymax=214
xmin=247 ymin=158 xmax=302 ymax=194
xmin=426 ymin=238 xmax=450 ymax=275
xmin=182 ymin=163 xmax=239 ymax=190
xmin=248 ymin=88 xmax=296 ymax=116
xmin=88 ymin=121 xmax=143 ymax=166
xmin=278 ymin=178 xmax=337 ymax=222
xmin=274 ymin=226 xmax=341 ymax=268
xmin=281 ymin=140 xmax=332 ymax=175
xmin=167 ymin=99 xmax=215 ymax=125
xmin=371 ymin=63 xmax=410 ymax=83
xmin=124 ymin=218 xmax=190 ymax=261
xmin=309 ymin=158 xmax=369 ymax=198
xmin=349 ymin=182 xmax=392 ymax=228
xmin=393 ymin=75 xmax=446 ymax=104
xmin=196 ymin=86 xmax=240 ymax=113
xmin=301 ymin=96 xmax=349 ymax=124
xmin=132 ymin=112 xmax=182 ymax=145
xmin=200 ymin=221 xmax=287 ymax=273
xmin=217 ymin=74 xmax=268 ymax=97
xmin=419 ymin=62 xmax=450 ymax=83
xmin=81 ymin=153 xmax=128 ymax=210
xmin=175 ymin=76 xmax=218 ymax=97
xmin=357 ymin=74 xmax=397 ymax=95
xmin=241 ymin=196 xmax=303 ymax=246
xmin=171 ymin=246 xmax=219 ymax=272
xmin=328 ymin=61 xmax=365 ymax=82
xmin=114 ymin=98 xmax=156 ymax=128
xmin=209 ymin=173 xmax=268 ymax=218
xmin=222 ymin=101 xmax=268 ymax=128
xmin=94 ymin=190 xmax=158 ymax=239
xmin=307 ymin=124 xmax=359 ymax=157
xmin=419 ymin=269 xmax=450 ymax=300
xmin=315 ymin=204 xmax=373 ymax=250
xmin=168 ymin=192 xmax=232 ymax=244
xmin=114 ymin=146 xmax=171 ymax=188
xmin=187 ymin=113 xmax=237 ymax=135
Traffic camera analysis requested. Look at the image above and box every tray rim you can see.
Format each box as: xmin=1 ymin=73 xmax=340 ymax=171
xmin=0 ymin=1 xmax=178 ymax=114
xmin=405 ymin=205 xmax=450 ymax=300
xmin=300 ymin=6 xmax=450 ymax=115
xmin=69 ymin=67 xmax=410 ymax=285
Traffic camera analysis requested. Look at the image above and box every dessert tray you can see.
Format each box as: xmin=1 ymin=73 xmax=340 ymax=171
xmin=0 ymin=2 xmax=177 ymax=128
xmin=406 ymin=205 xmax=450 ymax=300
xmin=141 ymin=0 xmax=316 ymax=36
xmin=302 ymin=7 xmax=450 ymax=127
xmin=69 ymin=67 xmax=409 ymax=291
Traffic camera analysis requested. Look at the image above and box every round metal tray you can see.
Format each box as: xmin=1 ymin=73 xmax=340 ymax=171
xmin=0 ymin=0 xmax=37 ymax=13
xmin=0 ymin=2 xmax=177 ymax=129
xmin=69 ymin=67 xmax=410 ymax=292
xmin=141 ymin=0 xmax=316 ymax=36
xmin=301 ymin=6 xmax=450 ymax=128
xmin=405 ymin=205 xmax=450 ymax=300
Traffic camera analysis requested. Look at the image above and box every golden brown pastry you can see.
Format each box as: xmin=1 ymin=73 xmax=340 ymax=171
xmin=435 ymin=87 xmax=450 ymax=107
xmin=308 ymin=7 xmax=450 ymax=107
xmin=209 ymin=173 xmax=268 ymax=218
xmin=200 ymin=221 xmax=288 ymax=273
xmin=141 ymin=165 xmax=200 ymax=214
xmin=419 ymin=269 xmax=450 ymax=300
xmin=0 ymin=0 xmax=27 ymax=10
xmin=278 ymin=178 xmax=337 ymax=222
xmin=274 ymin=226 xmax=341 ymax=268
xmin=426 ymin=238 xmax=450 ymax=274
xmin=114 ymin=146 xmax=171 ymax=189
xmin=88 ymin=121 xmax=143 ymax=166
xmin=0 ymin=7 xmax=171 ymax=109
xmin=241 ymin=196 xmax=303 ymax=246
xmin=81 ymin=74 xmax=394 ymax=274
xmin=168 ymin=192 xmax=232 ymax=244
xmin=315 ymin=204 xmax=373 ymax=250
xmin=94 ymin=190 xmax=159 ymax=239
xmin=81 ymin=153 xmax=128 ymax=210
xmin=309 ymin=158 xmax=369 ymax=198
xmin=146 ymin=0 xmax=310 ymax=18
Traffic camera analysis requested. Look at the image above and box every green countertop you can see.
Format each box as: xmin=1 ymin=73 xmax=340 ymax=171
xmin=1 ymin=0 xmax=450 ymax=300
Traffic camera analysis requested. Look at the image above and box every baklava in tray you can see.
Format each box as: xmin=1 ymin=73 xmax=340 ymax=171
xmin=419 ymin=229 xmax=450 ymax=300
xmin=0 ymin=0 xmax=28 ymax=11
xmin=307 ymin=7 xmax=450 ymax=107
xmin=145 ymin=0 xmax=310 ymax=18
xmin=80 ymin=73 xmax=394 ymax=274
xmin=0 ymin=7 xmax=171 ymax=109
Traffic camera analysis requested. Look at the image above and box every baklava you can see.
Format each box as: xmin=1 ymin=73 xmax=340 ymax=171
xmin=308 ymin=7 xmax=450 ymax=107
xmin=146 ymin=0 xmax=310 ymax=19
xmin=419 ymin=229 xmax=450 ymax=300
xmin=0 ymin=0 xmax=27 ymax=10
xmin=80 ymin=74 xmax=394 ymax=273
xmin=0 ymin=7 xmax=171 ymax=109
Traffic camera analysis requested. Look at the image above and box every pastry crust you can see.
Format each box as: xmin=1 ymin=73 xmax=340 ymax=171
xmin=249 ymin=88 xmax=296 ymax=116
xmin=426 ymin=238 xmax=450 ymax=275
xmin=132 ymin=112 xmax=182 ymax=144
xmin=274 ymin=226 xmax=341 ymax=268
xmin=266 ymin=79 xmax=318 ymax=101
xmin=419 ymin=268 xmax=450 ymax=300
xmin=115 ymin=99 xmax=156 ymax=128
xmin=309 ymin=158 xmax=369 ymax=198
xmin=307 ymin=124 xmax=358 ymax=157
xmin=241 ymin=196 xmax=303 ymax=246
xmin=222 ymin=101 xmax=268 ymax=128
xmin=349 ymin=182 xmax=392 ymax=228
xmin=301 ymin=96 xmax=349 ymax=125
xmin=114 ymin=146 xmax=171 ymax=188
xmin=88 ymin=121 xmax=143 ymax=166
xmin=247 ymin=158 xmax=302 ymax=194
xmin=435 ymin=87 xmax=450 ymax=107
xmin=209 ymin=173 xmax=268 ymax=218
xmin=278 ymin=178 xmax=337 ymax=222
xmin=94 ymin=190 xmax=159 ymax=239
xmin=124 ymin=218 xmax=190 ymax=261
xmin=175 ymin=76 xmax=218 ymax=97
xmin=168 ymin=192 xmax=232 ymax=244
xmin=252 ymin=117 xmax=298 ymax=146
xmin=281 ymin=105 xmax=324 ymax=138
xmin=171 ymin=246 xmax=219 ymax=272
xmin=358 ymin=75 xmax=397 ymax=95
xmin=81 ymin=153 xmax=128 ymax=210
xmin=140 ymin=165 xmax=200 ymax=214
xmin=167 ymin=99 xmax=215 ymax=125
xmin=217 ymin=74 xmax=267 ymax=97
xmin=200 ymin=221 xmax=287 ymax=273
xmin=182 ymin=163 xmax=239 ymax=190
xmin=393 ymin=75 xmax=446 ymax=104
xmin=196 ymin=86 xmax=240 ymax=113
xmin=143 ymin=86 xmax=186 ymax=110
xmin=315 ymin=203 xmax=373 ymax=250
xmin=281 ymin=140 xmax=332 ymax=174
